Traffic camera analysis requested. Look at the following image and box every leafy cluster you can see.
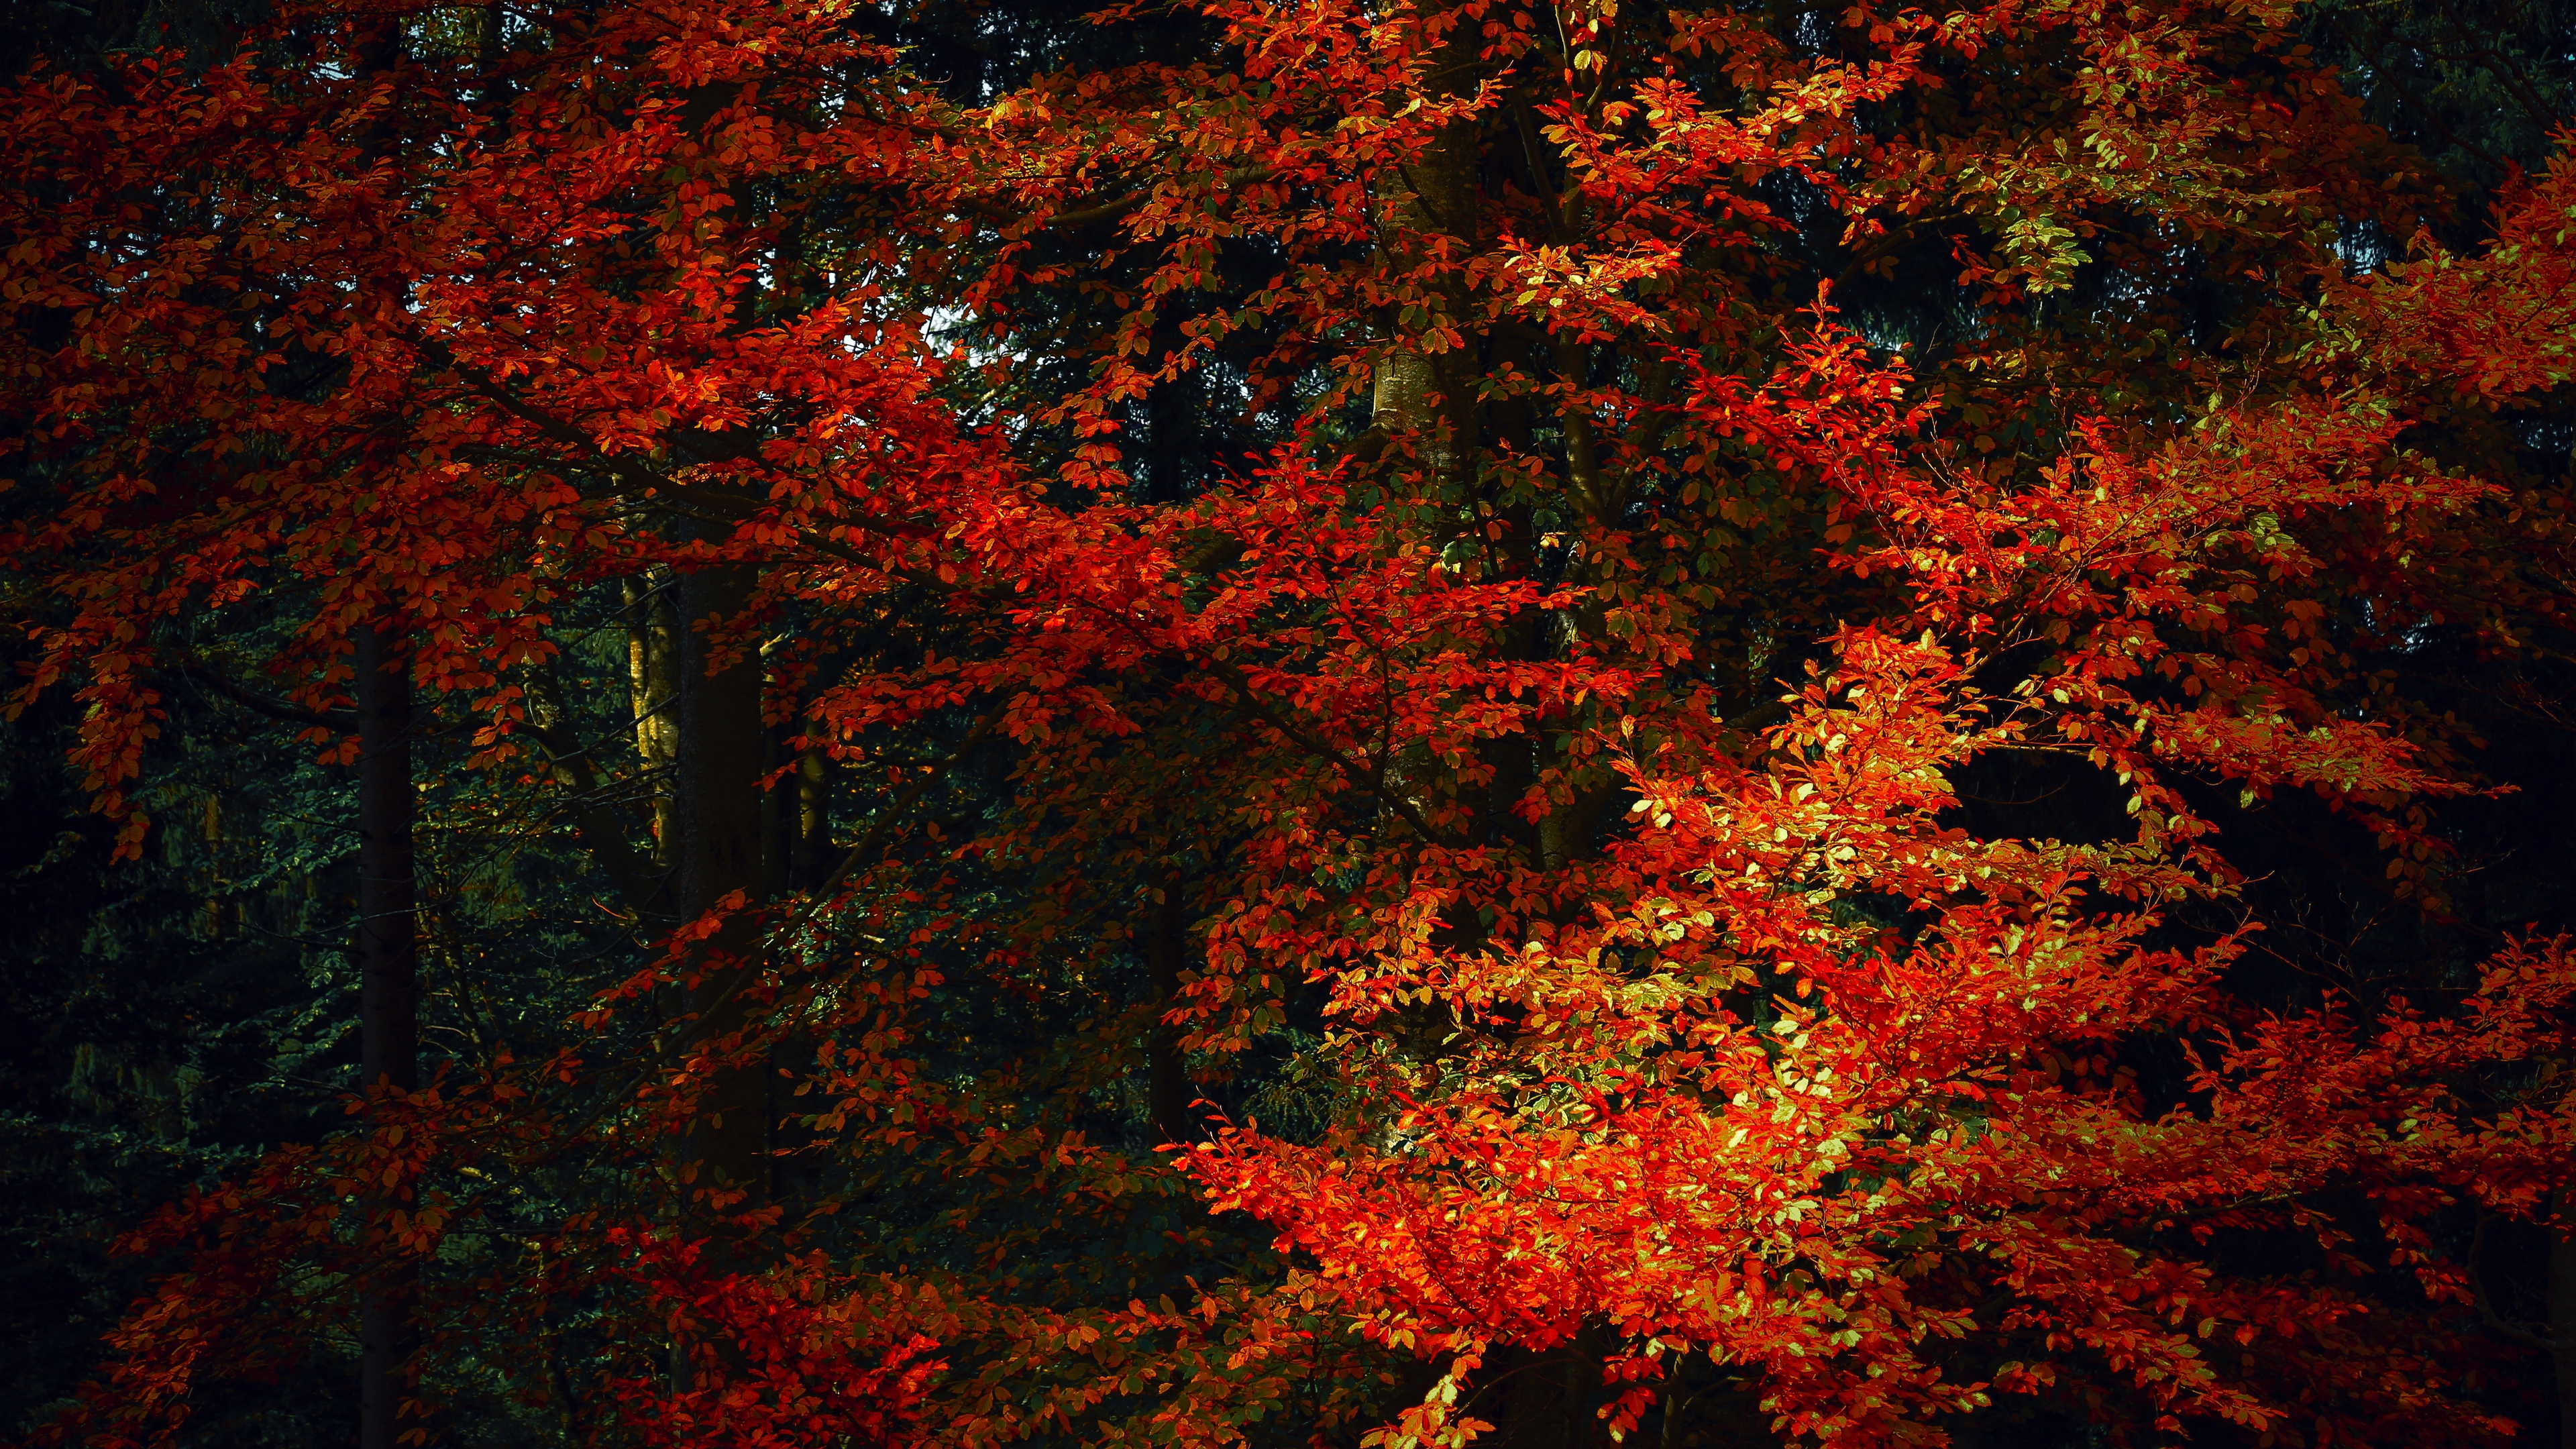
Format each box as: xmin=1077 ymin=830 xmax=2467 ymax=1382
xmin=3 ymin=0 xmax=2575 ymax=1446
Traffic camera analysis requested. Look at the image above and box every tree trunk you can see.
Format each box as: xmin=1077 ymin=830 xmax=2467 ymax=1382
xmin=1365 ymin=3 xmax=1479 ymax=481
xmin=675 ymin=564 xmax=771 ymax=1216
xmin=792 ymin=745 xmax=828 ymax=891
xmin=1470 ymin=1340 xmax=1598 ymax=1449
xmin=347 ymin=11 xmax=416 ymax=1437
xmin=1368 ymin=144 xmax=1476 ymax=490
xmin=1145 ymin=873 xmax=1193 ymax=1144
xmin=1371 ymin=13 xmax=1611 ymax=1446
xmin=356 ymin=621 xmax=418 ymax=1449
xmin=2551 ymin=1185 xmax=2576 ymax=1449
xmin=626 ymin=571 xmax=680 ymax=861
xmin=761 ymin=715 xmax=789 ymax=900
xmin=523 ymin=663 xmax=665 ymax=920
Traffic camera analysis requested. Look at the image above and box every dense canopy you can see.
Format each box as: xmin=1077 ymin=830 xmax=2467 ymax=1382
xmin=3 ymin=0 xmax=2576 ymax=1446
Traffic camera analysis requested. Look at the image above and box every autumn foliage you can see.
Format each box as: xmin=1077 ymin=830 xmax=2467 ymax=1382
xmin=3 ymin=0 xmax=2576 ymax=1444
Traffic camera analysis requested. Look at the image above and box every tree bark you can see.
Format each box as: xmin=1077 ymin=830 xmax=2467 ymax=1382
xmin=792 ymin=745 xmax=828 ymax=890
xmin=346 ymin=10 xmax=417 ymax=1436
xmin=1145 ymin=873 xmax=1193 ymax=1144
xmin=2551 ymin=1185 xmax=2576 ymax=1449
xmin=523 ymin=663 xmax=667 ymax=921
xmin=626 ymin=571 xmax=681 ymax=861
xmin=1366 ymin=5 xmax=1479 ymax=487
xmin=1371 ymin=13 xmax=1611 ymax=1446
xmin=356 ymin=621 xmax=418 ymax=1449
xmin=675 ymin=564 xmax=771 ymax=1216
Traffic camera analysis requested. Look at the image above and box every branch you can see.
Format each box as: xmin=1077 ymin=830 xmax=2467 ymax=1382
xmin=637 ymin=696 xmax=1016 ymax=1076
xmin=423 ymin=343 xmax=944 ymax=578
xmin=163 ymin=657 xmax=356 ymax=730
xmin=808 ymin=696 xmax=1012 ymax=902
xmin=1200 ymin=653 xmax=1464 ymax=849
xmin=957 ymin=166 xmax=1272 ymax=235
xmin=433 ymin=330 xmax=1459 ymax=853
xmin=519 ymin=666 xmax=672 ymax=923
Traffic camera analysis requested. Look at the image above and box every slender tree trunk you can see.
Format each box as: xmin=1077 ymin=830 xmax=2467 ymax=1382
xmin=676 ymin=564 xmax=771 ymax=1216
xmin=627 ymin=572 xmax=680 ymax=860
xmin=356 ymin=621 xmax=418 ymax=1449
xmin=760 ymin=716 xmax=789 ymax=900
xmin=341 ymin=16 xmax=423 ymax=1440
xmin=1656 ymin=1355 xmax=1694 ymax=1449
xmin=1368 ymin=128 xmax=1476 ymax=490
xmin=1146 ymin=872 xmax=1193 ymax=1144
xmin=523 ymin=663 xmax=665 ymax=921
xmin=2550 ymin=1185 xmax=2576 ymax=1449
xmin=1365 ymin=0 xmax=1483 ymax=468
xmin=792 ymin=745 xmax=828 ymax=891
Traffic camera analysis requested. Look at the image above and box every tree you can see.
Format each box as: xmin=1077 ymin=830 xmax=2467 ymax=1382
xmin=4 ymin=0 xmax=2576 ymax=1446
xmin=0 ymin=3 xmax=960 ymax=1442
